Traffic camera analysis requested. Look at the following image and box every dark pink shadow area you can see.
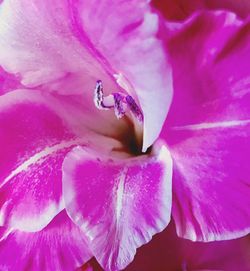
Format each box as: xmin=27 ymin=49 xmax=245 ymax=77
xmin=153 ymin=0 xmax=250 ymax=21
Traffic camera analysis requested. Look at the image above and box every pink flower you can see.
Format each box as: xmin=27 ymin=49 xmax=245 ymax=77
xmin=0 ymin=1 xmax=172 ymax=270
xmin=0 ymin=1 xmax=250 ymax=271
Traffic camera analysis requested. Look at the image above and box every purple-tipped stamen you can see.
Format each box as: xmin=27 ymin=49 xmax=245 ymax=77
xmin=94 ymin=80 xmax=104 ymax=109
xmin=94 ymin=80 xmax=143 ymax=122
xmin=126 ymin=95 xmax=144 ymax=122
xmin=94 ymin=80 xmax=113 ymax=110
xmin=113 ymin=93 xmax=126 ymax=119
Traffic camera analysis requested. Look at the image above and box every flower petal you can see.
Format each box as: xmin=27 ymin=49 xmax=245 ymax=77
xmin=62 ymin=143 xmax=172 ymax=271
xmin=161 ymin=12 xmax=250 ymax=241
xmin=0 ymin=0 xmax=117 ymax=94
xmin=0 ymin=88 xmax=125 ymax=232
xmin=0 ymin=0 xmax=173 ymax=150
xmin=0 ymin=210 xmax=91 ymax=271
xmin=0 ymin=89 xmax=90 ymax=231
xmin=78 ymin=0 xmax=173 ymax=151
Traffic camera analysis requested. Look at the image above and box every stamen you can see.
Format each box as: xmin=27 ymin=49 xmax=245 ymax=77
xmin=113 ymin=93 xmax=126 ymax=119
xmin=94 ymin=80 xmax=104 ymax=109
xmin=126 ymin=95 xmax=144 ymax=122
xmin=93 ymin=80 xmax=143 ymax=122
xmin=94 ymin=80 xmax=113 ymax=110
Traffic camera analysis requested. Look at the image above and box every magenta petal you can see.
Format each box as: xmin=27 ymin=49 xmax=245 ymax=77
xmin=78 ymin=0 xmax=173 ymax=151
xmin=161 ymin=12 xmax=250 ymax=241
xmin=62 ymin=144 xmax=172 ymax=271
xmin=0 ymin=211 xmax=91 ymax=271
xmin=0 ymin=89 xmax=89 ymax=231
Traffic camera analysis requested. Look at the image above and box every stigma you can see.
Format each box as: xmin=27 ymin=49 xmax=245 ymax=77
xmin=94 ymin=80 xmax=143 ymax=122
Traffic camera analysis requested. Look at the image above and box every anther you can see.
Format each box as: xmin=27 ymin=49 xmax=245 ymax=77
xmin=93 ymin=80 xmax=143 ymax=122
xmin=94 ymin=80 xmax=113 ymax=110
xmin=113 ymin=93 xmax=126 ymax=119
xmin=126 ymin=95 xmax=144 ymax=122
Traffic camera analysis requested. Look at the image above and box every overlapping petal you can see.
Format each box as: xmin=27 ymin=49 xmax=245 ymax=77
xmin=161 ymin=12 xmax=250 ymax=241
xmin=0 ymin=88 xmax=124 ymax=231
xmin=0 ymin=211 xmax=91 ymax=271
xmin=78 ymin=0 xmax=173 ymax=150
xmin=0 ymin=89 xmax=79 ymax=231
xmin=62 ymin=143 xmax=172 ymax=271
xmin=0 ymin=0 xmax=173 ymax=152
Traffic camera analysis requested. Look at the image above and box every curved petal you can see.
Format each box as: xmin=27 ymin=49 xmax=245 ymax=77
xmin=62 ymin=143 xmax=172 ymax=271
xmin=153 ymin=0 xmax=250 ymax=21
xmin=161 ymin=12 xmax=250 ymax=241
xmin=0 ymin=88 xmax=125 ymax=232
xmin=0 ymin=210 xmax=91 ymax=271
xmin=75 ymin=0 xmax=173 ymax=151
xmin=0 ymin=0 xmax=173 ymax=150
xmin=0 ymin=89 xmax=80 ymax=231
xmin=0 ymin=0 xmax=117 ymax=94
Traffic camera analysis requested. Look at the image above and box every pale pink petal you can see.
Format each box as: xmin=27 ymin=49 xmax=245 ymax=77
xmin=0 ymin=0 xmax=173 ymax=150
xmin=62 ymin=143 xmax=172 ymax=271
xmin=0 ymin=210 xmax=91 ymax=271
xmin=78 ymin=0 xmax=173 ymax=151
xmin=0 ymin=0 xmax=118 ymax=94
xmin=161 ymin=12 xmax=250 ymax=241
xmin=153 ymin=0 xmax=250 ymax=20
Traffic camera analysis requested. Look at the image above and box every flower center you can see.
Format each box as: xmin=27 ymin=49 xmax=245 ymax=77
xmin=93 ymin=80 xmax=144 ymax=155
xmin=94 ymin=80 xmax=143 ymax=122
